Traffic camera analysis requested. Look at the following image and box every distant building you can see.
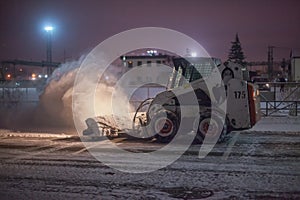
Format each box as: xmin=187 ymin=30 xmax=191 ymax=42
xmin=247 ymin=62 xmax=286 ymax=80
xmin=121 ymin=54 xmax=172 ymax=71
xmin=119 ymin=53 xmax=172 ymax=109
xmin=291 ymin=56 xmax=300 ymax=82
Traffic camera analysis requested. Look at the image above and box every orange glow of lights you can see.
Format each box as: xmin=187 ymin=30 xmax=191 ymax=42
xmin=31 ymin=73 xmax=37 ymax=80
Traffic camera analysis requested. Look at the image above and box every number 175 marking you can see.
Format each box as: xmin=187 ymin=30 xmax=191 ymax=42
xmin=234 ymin=91 xmax=246 ymax=99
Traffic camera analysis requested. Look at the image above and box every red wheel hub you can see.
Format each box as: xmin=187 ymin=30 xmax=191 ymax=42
xmin=200 ymin=119 xmax=219 ymax=136
xmin=156 ymin=118 xmax=173 ymax=135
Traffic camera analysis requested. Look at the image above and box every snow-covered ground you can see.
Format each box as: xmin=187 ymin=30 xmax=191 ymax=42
xmin=0 ymin=119 xmax=299 ymax=199
xmin=249 ymin=116 xmax=300 ymax=133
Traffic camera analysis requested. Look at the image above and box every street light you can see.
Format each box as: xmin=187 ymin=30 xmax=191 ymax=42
xmin=44 ymin=26 xmax=53 ymax=32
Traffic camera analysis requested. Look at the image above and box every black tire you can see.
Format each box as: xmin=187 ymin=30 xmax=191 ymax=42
xmin=194 ymin=112 xmax=227 ymax=144
xmin=151 ymin=110 xmax=179 ymax=143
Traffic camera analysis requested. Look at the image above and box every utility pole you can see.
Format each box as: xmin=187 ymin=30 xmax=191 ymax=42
xmin=267 ymin=46 xmax=274 ymax=80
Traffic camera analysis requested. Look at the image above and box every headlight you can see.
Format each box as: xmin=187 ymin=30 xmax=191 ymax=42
xmin=265 ymin=83 xmax=270 ymax=88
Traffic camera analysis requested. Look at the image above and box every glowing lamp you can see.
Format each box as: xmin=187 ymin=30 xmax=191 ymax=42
xmin=191 ymin=52 xmax=197 ymax=57
xmin=44 ymin=26 xmax=53 ymax=32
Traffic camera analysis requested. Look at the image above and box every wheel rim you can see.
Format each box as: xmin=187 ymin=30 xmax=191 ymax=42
xmin=199 ymin=118 xmax=219 ymax=137
xmin=154 ymin=117 xmax=174 ymax=137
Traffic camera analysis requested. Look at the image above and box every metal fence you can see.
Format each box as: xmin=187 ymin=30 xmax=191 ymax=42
xmin=0 ymin=81 xmax=41 ymax=108
xmin=258 ymin=82 xmax=300 ymax=116
xmin=261 ymin=101 xmax=299 ymax=116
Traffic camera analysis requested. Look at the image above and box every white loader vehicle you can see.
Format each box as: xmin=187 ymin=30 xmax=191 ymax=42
xmin=83 ymin=56 xmax=260 ymax=143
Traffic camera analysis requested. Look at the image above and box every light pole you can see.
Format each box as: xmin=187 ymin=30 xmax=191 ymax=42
xmin=44 ymin=26 xmax=53 ymax=63
xmin=44 ymin=26 xmax=53 ymax=75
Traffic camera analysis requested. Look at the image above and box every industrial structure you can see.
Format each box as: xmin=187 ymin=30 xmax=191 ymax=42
xmin=0 ymin=26 xmax=59 ymax=82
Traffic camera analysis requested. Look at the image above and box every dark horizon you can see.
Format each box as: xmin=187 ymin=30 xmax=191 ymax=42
xmin=1 ymin=0 xmax=300 ymax=63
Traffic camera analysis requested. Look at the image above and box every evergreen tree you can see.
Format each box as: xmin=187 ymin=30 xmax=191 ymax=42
xmin=227 ymin=33 xmax=246 ymax=66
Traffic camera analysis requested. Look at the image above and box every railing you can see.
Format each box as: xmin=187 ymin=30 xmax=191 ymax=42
xmin=258 ymin=82 xmax=300 ymax=116
xmin=0 ymin=83 xmax=40 ymax=108
xmin=261 ymin=100 xmax=299 ymax=116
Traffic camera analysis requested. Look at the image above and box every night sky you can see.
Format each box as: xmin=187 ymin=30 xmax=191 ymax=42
xmin=0 ymin=0 xmax=299 ymax=63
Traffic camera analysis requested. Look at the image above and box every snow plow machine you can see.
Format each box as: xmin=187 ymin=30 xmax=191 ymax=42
xmin=83 ymin=57 xmax=261 ymax=143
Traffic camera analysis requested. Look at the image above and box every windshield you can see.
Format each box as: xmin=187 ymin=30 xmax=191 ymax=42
xmin=169 ymin=57 xmax=217 ymax=88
